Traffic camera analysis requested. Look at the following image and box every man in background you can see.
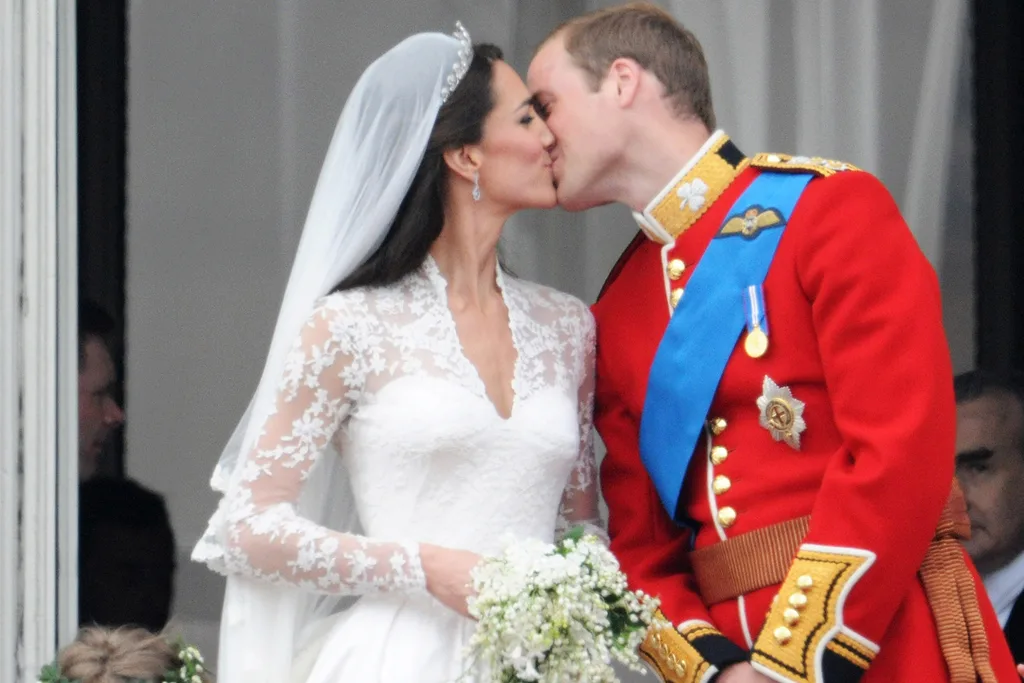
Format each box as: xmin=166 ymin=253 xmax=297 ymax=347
xmin=77 ymin=299 xmax=176 ymax=630
xmin=955 ymin=369 xmax=1024 ymax=665
xmin=78 ymin=299 xmax=125 ymax=480
xmin=79 ymin=476 xmax=176 ymax=631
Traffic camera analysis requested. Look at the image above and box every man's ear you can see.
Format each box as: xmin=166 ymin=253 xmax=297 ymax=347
xmin=442 ymin=145 xmax=482 ymax=182
xmin=607 ymin=57 xmax=641 ymax=107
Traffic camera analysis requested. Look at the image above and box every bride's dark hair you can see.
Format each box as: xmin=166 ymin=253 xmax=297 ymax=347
xmin=333 ymin=43 xmax=504 ymax=293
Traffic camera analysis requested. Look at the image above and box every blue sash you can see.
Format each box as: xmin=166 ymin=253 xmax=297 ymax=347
xmin=639 ymin=171 xmax=814 ymax=523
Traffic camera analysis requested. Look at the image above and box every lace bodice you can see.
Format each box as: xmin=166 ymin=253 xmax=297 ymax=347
xmin=194 ymin=257 xmax=599 ymax=597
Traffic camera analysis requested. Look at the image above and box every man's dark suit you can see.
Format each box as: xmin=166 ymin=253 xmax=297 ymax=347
xmin=1006 ymin=591 xmax=1024 ymax=671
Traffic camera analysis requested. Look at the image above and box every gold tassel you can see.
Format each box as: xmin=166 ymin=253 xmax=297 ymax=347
xmin=918 ymin=483 xmax=997 ymax=683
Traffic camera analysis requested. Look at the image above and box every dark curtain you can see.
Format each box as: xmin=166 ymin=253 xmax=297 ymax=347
xmin=973 ymin=0 xmax=1024 ymax=371
xmin=77 ymin=0 xmax=128 ymax=476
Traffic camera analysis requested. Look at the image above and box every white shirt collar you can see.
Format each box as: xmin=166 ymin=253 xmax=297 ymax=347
xmin=982 ymin=548 xmax=1024 ymax=628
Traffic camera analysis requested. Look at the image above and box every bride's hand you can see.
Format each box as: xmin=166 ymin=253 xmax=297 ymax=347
xmin=420 ymin=543 xmax=483 ymax=619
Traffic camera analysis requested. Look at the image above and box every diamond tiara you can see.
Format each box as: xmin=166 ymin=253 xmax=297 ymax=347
xmin=440 ymin=21 xmax=473 ymax=103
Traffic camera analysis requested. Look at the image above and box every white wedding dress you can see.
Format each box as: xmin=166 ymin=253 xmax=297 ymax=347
xmin=194 ymin=256 xmax=601 ymax=682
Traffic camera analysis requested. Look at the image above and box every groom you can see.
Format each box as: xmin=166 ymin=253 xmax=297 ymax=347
xmin=528 ymin=3 xmax=1017 ymax=683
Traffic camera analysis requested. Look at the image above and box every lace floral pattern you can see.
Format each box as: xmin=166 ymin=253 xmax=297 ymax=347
xmin=196 ymin=257 xmax=601 ymax=596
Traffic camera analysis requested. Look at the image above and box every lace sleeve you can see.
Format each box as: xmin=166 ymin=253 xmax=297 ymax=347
xmin=221 ymin=298 xmax=426 ymax=595
xmin=555 ymin=305 xmax=607 ymax=543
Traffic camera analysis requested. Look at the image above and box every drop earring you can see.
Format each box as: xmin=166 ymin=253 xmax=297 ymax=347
xmin=472 ymin=171 xmax=482 ymax=202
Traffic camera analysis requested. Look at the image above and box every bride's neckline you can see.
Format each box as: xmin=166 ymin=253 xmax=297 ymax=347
xmin=421 ymin=253 xmax=507 ymax=300
xmin=421 ymin=254 xmax=521 ymax=421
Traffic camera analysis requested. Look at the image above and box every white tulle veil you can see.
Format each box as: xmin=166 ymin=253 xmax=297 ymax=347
xmin=190 ymin=23 xmax=473 ymax=682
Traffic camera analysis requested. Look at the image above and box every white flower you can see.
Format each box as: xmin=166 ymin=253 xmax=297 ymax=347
xmin=462 ymin=533 xmax=658 ymax=682
xmin=676 ymin=177 xmax=708 ymax=212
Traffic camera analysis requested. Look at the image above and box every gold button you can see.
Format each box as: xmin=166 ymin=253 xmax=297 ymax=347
xmin=797 ymin=575 xmax=814 ymax=591
xmin=670 ymin=288 xmax=684 ymax=308
xmin=774 ymin=626 xmax=792 ymax=645
xmin=712 ymin=475 xmax=731 ymax=495
xmin=788 ymin=593 xmax=808 ymax=609
xmin=710 ymin=445 xmax=729 ymax=465
xmin=710 ymin=417 xmax=727 ymax=435
xmin=783 ymin=608 xmax=800 ymax=626
xmin=667 ymin=259 xmax=687 ymax=280
xmin=717 ymin=506 xmax=737 ymax=528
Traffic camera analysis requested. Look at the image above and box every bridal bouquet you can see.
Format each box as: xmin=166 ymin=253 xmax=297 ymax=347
xmin=463 ymin=527 xmax=660 ymax=682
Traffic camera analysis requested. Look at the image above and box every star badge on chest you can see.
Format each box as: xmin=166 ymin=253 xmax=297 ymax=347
xmin=757 ymin=376 xmax=806 ymax=450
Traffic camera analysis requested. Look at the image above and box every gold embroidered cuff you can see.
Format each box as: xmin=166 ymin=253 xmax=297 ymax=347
xmin=639 ymin=613 xmax=747 ymax=683
xmin=750 ymin=544 xmax=879 ymax=683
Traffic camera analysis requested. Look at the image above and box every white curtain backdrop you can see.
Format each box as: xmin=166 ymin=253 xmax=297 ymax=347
xmin=674 ymin=0 xmax=966 ymax=267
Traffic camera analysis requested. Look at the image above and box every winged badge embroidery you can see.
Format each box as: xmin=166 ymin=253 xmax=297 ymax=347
xmin=720 ymin=206 xmax=783 ymax=239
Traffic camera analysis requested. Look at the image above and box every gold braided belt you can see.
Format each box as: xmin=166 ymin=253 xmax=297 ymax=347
xmin=688 ymin=482 xmax=996 ymax=683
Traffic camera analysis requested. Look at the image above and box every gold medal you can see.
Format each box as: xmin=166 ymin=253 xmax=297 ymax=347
xmin=744 ymin=327 xmax=768 ymax=358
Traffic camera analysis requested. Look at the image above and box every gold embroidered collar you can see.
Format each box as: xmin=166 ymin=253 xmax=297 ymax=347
xmin=633 ymin=131 xmax=749 ymax=245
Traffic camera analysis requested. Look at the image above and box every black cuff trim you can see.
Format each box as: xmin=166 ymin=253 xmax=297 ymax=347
xmin=691 ymin=632 xmax=749 ymax=672
xmin=821 ymin=647 xmax=867 ymax=683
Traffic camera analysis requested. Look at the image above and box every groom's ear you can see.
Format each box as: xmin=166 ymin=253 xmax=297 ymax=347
xmin=607 ymin=57 xmax=641 ymax=108
xmin=442 ymin=145 xmax=482 ymax=182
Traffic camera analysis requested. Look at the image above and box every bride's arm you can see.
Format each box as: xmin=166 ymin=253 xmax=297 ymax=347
xmin=219 ymin=298 xmax=426 ymax=595
xmin=555 ymin=306 xmax=607 ymax=543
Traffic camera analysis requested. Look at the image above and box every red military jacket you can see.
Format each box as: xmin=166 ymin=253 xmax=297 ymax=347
xmin=593 ymin=133 xmax=1017 ymax=683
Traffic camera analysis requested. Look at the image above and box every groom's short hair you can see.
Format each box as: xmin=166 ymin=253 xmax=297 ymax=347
xmin=545 ymin=2 xmax=715 ymax=129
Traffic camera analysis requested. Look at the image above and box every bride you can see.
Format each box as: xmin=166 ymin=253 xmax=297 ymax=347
xmin=191 ymin=22 xmax=602 ymax=683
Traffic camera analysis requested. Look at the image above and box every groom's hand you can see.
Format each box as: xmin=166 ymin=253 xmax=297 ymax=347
xmin=716 ymin=662 xmax=773 ymax=683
